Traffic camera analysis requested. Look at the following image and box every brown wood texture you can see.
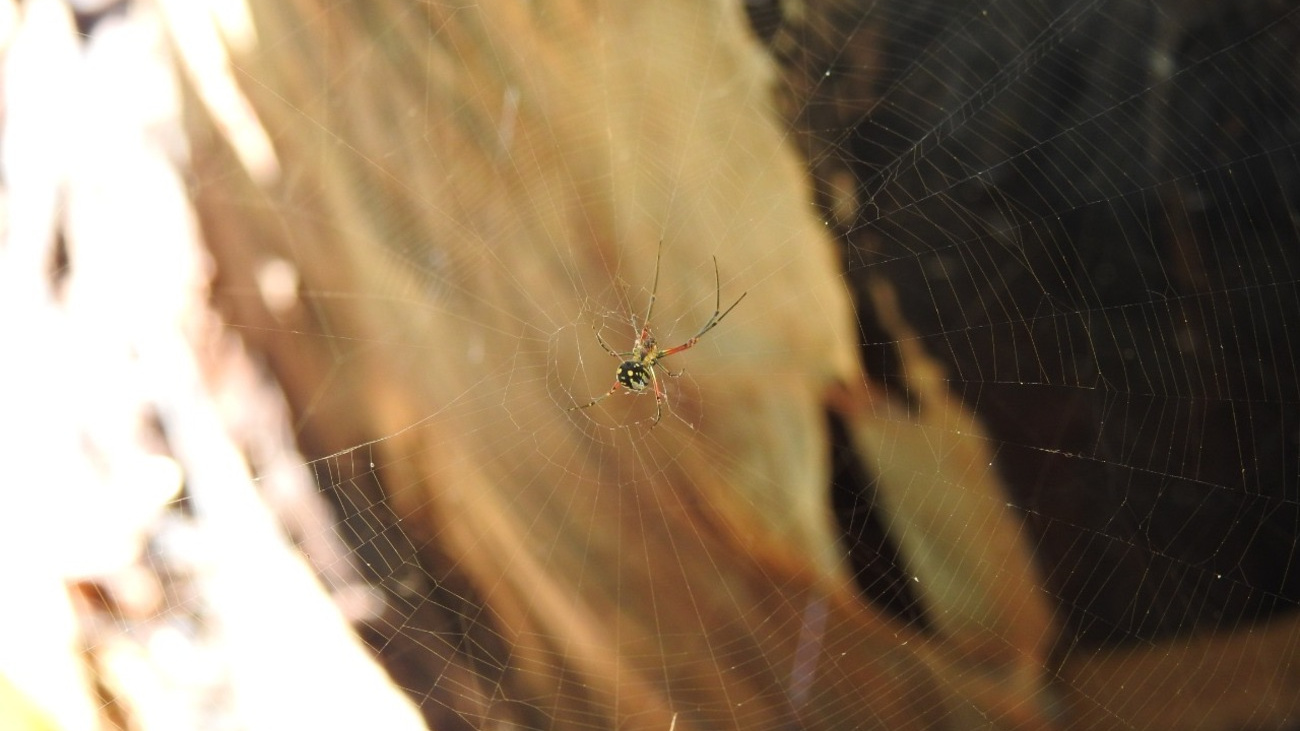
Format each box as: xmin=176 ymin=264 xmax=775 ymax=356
xmin=183 ymin=1 xmax=1300 ymax=729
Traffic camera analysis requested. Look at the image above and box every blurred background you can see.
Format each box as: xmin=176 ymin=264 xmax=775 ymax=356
xmin=2 ymin=0 xmax=1298 ymax=729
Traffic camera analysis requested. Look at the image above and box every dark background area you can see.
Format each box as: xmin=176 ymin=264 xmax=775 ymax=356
xmin=762 ymin=0 xmax=1300 ymax=648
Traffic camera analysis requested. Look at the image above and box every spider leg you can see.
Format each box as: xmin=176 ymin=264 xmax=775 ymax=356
xmin=641 ymin=240 xmax=664 ymax=329
xmin=568 ymin=381 xmax=622 ymax=411
xmin=694 ymin=255 xmax=748 ymax=340
xmin=658 ymin=256 xmax=748 ymax=357
xmin=648 ymin=366 xmax=665 ymax=426
xmin=593 ymin=327 xmax=629 ymax=358
xmin=657 ymin=339 xmax=699 ymax=359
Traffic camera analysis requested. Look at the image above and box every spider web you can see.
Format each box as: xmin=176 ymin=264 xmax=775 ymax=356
xmin=4 ymin=0 xmax=1299 ymax=730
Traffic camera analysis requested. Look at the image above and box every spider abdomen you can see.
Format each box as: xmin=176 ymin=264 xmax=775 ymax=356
xmin=617 ymin=361 xmax=652 ymax=391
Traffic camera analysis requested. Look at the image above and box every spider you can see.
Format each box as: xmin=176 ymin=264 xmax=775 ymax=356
xmin=569 ymin=244 xmax=747 ymax=426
